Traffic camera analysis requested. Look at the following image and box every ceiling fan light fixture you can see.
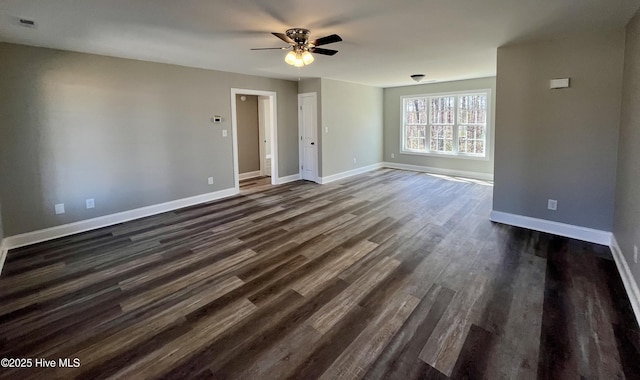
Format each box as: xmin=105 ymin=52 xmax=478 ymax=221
xmin=255 ymin=28 xmax=341 ymax=68
xmin=302 ymin=51 xmax=314 ymax=65
xmin=286 ymin=48 xmax=311 ymax=67
xmin=293 ymin=55 xmax=305 ymax=67
xmin=285 ymin=51 xmax=297 ymax=65
xmin=411 ymin=74 xmax=426 ymax=83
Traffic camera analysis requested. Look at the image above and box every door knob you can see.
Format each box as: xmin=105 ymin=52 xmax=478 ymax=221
xmin=311 ymin=142 xmax=315 ymax=145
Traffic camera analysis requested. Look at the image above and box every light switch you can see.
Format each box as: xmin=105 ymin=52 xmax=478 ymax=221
xmin=55 ymin=203 xmax=65 ymax=214
xmin=222 ymin=129 xmax=228 ymax=137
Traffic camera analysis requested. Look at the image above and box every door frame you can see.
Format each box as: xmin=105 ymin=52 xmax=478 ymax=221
xmin=298 ymin=92 xmax=319 ymax=183
xmin=257 ymin=97 xmax=266 ymax=176
xmin=231 ymin=88 xmax=278 ymax=191
xmin=257 ymin=95 xmax=270 ymax=177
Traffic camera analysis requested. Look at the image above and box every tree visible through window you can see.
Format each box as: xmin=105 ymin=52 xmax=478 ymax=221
xmin=458 ymin=95 xmax=487 ymax=154
xmin=430 ymin=96 xmax=455 ymax=152
xmin=402 ymin=91 xmax=489 ymax=157
xmin=404 ymin=98 xmax=427 ymax=151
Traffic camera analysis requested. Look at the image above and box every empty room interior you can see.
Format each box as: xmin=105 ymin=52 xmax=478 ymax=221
xmin=1 ymin=0 xmax=640 ymax=379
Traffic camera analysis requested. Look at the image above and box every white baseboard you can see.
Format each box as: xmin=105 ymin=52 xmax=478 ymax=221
xmin=382 ymin=162 xmax=493 ymax=181
xmin=610 ymin=236 xmax=640 ymax=325
xmin=318 ymin=163 xmax=384 ymax=184
xmin=489 ymin=210 xmax=612 ymax=246
xmin=238 ymin=171 xmax=262 ymax=180
xmin=3 ymin=187 xmax=238 ymax=250
xmin=276 ymin=173 xmax=301 ymax=184
xmin=0 ymin=239 xmax=8 ymax=276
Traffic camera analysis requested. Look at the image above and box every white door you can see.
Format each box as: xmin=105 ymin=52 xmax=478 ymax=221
xmin=298 ymin=93 xmax=318 ymax=182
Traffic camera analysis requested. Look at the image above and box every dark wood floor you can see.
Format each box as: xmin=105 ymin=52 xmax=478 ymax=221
xmin=239 ymin=176 xmax=272 ymax=192
xmin=0 ymin=169 xmax=638 ymax=379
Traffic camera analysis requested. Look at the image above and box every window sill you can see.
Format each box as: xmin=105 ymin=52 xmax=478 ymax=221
xmin=400 ymin=150 xmax=489 ymax=161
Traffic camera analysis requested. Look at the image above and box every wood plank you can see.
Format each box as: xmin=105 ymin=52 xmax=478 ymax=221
xmin=119 ymin=245 xmax=252 ymax=291
xmin=419 ymin=273 xmax=490 ymax=376
xmin=482 ymin=254 xmax=546 ymax=378
xmin=292 ymin=240 xmax=378 ymax=296
xmin=103 ymin=298 xmax=257 ymax=379
xmin=318 ymin=293 xmax=420 ymax=380
xmin=56 ymin=276 xmax=244 ymax=375
xmin=208 ymin=278 xmax=350 ymax=379
xmin=363 ymin=284 xmax=456 ymax=380
xmin=308 ymin=256 xmax=401 ymax=335
xmin=119 ymin=260 xmax=247 ymax=312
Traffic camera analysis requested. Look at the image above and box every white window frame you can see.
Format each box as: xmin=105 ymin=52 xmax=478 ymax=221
xmin=400 ymin=89 xmax=491 ymax=160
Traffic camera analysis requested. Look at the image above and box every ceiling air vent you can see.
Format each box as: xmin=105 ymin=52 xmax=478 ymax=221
xmin=18 ymin=18 xmax=37 ymax=28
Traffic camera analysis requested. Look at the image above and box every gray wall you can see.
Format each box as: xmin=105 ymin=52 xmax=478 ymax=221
xmin=0 ymin=43 xmax=298 ymax=236
xmin=319 ymin=79 xmax=383 ymax=177
xmin=0 ymin=201 xmax=4 ymax=242
xmin=236 ymin=94 xmax=260 ymax=174
xmin=298 ymin=78 xmax=322 ymax=96
xmin=614 ymin=10 xmax=640 ymax=282
xmin=493 ymin=29 xmax=625 ymax=231
xmin=383 ymin=77 xmax=496 ymax=177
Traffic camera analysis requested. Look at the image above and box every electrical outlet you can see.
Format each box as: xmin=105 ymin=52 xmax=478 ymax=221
xmin=634 ymin=245 xmax=638 ymax=264
xmin=208 ymin=177 xmax=214 ymax=185
xmin=222 ymin=129 xmax=228 ymax=137
xmin=86 ymin=199 xmax=95 ymax=209
xmin=353 ymin=157 xmax=357 ymax=164
xmin=55 ymin=203 xmax=65 ymax=214
xmin=547 ymin=199 xmax=557 ymax=211
xmin=325 ymin=127 xmax=328 ymax=133
xmin=391 ymin=153 xmax=395 ymax=159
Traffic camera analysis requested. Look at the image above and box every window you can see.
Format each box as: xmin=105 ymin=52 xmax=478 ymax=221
xmin=401 ymin=90 xmax=489 ymax=158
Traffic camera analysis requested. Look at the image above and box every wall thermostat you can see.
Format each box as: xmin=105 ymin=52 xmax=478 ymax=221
xmin=212 ymin=115 xmax=223 ymax=123
xmin=550 ymin=78 xmax=570 ymax=89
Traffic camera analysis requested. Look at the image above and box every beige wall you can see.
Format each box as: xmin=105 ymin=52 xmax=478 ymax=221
xmin=614 ymin=9 xmax=640 ymax=283
xmin=383 ymin=77 xmax=496 ymax=176
xmin=236 ymin=94 xmax=260 ymax=174
xmin=493 ymin=29 xmax=625 ymax=231
xmin=319 ymin=79 xmax=383 ymax=177
xmin=0 ymin=43 xmax=298 ymax=236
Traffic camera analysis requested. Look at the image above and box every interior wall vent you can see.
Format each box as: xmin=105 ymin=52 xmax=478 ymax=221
xmin=18 ymin=18 xmax=37 ymax=28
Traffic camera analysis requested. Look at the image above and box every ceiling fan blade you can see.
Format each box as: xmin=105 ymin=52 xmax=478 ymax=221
xmin=310 ymin=47 xmax=339 ymax=56
xmin=251 ymin=47 xmax=290 ymax=50
xmin=272 ymin=32 xmax=294 ymax=44
xmin=311 ymin=34 xmax=342 ymax=46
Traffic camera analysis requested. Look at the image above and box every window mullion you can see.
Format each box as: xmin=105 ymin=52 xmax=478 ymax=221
xmin=453 ymin=97 xmax=459 ymax=154
xmin=427 ymin=96 xmax=432 ymax=153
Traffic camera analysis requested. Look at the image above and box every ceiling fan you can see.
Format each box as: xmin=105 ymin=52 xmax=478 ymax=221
xmin=251 ymin=28 xmax=343 ymax=67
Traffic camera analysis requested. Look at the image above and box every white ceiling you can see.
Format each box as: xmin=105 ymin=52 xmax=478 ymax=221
xmin=0 ymin=0 xmax=638 ymax=88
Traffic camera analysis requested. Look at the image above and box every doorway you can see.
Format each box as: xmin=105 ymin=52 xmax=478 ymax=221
xmin=298 ymin=92 xmax=318 ymax=182
xmin=231 ymin=89 xmax=278 ymax=192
